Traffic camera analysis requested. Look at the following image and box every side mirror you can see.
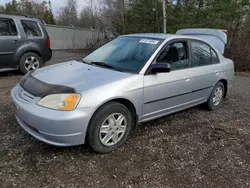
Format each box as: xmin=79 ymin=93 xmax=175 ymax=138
xmin=146 ymin=63 xmax=171 ymax=74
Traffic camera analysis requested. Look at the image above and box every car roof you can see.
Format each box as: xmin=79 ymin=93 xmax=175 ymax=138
xmin=0 ymin=13 xmax=41 ymax=22
xmin=122 ymin=33 xmax=205 ymax=40
xmin=122 ymin=32 xmax=224 ymax=56
xmin=122 ymin=33 xmax=175 ymax=39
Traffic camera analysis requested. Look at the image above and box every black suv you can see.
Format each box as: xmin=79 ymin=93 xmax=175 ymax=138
xmin=0 ymin=13 xmax=52 ymax=74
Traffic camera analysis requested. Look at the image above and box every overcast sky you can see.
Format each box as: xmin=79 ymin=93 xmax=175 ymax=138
xmin=0 ymin=0 xmax=90 ymax=15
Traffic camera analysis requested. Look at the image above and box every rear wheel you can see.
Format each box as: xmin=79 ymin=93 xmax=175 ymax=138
xmin=19 ymin=52 xmax=44 ymax=74
xmin=87 ymin=102 xmax=132 ymax=153
xmin=206 ymin=81 xmax=225 ymax=110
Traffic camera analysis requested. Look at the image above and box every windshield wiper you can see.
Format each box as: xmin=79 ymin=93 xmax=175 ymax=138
xmin=77 ymin=59 xmax=89 ymax=64
xmin=91 ymin=62 xmax=123 ymax=72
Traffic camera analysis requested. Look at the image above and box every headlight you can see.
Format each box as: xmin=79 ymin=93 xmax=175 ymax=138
xmin=37 ymin=93 xmax=81 ymax=111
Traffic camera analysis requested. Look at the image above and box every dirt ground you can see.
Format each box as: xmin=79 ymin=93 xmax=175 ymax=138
xmin=0 ymin=52 xmax=250 ymax=188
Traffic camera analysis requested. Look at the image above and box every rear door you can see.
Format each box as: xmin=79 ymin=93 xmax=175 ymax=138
xmin=189 ymin=39 xmax=220 ymax=101
xmin=20 ymin=19 xmax=46 ymax=51
xmin=0 ymin=17 xmax=20 ymax=68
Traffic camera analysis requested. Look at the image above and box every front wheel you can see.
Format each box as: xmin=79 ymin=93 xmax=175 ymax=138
xmin=206 ymin=81 xmax=225 ymax=110
xmin=87 ymin=102 xmax=132 ymax=153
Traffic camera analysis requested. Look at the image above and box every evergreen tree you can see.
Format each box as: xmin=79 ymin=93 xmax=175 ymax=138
xmin=47 ymin=0 xmax=55 ymax=24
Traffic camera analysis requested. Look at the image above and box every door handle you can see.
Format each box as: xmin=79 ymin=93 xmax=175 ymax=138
xmin=214 ymin=70 xmax=219 ymax=75
xmin=13 ymin=40 xmax=20 ymax=44
xmin=184 ymin=77 xmax=191 ymax=82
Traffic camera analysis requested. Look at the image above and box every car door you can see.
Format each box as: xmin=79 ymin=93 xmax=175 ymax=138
xmin=189 ymin=40 xmax=218 ymax=102
xmin=0 ymin=17 xmax=20 ymax=68
xmin=142 ymin=40 xmax=194 ymax=121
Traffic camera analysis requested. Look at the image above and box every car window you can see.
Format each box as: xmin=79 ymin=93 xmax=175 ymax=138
xmin=0 ymin=18 xmax=18 ymax=36
xmin=21 ymin=20 xmax=42 ymax=37
xmin=211 ymin=48 xmax=220 ymax=64
xmin=191 ymin=40 xmax=213 ymax=67
xmin=156 ymin=41 xmax=190 ymax=71
xmin=84 ymin=37 xmax=163 ymax=73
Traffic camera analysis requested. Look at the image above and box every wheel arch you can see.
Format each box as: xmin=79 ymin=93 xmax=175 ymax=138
xmin=89 ymin=98 xmax=138 ymax=128
xmin=218 ymin=79 xmax=228 ymax=98
xmin=13 ymin=43 xmax=44 ymax=65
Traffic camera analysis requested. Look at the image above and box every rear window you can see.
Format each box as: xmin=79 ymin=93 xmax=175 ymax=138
xmin=211 ymin=48 xmax=220 ymax=64
xmin=0 ymin=18 xmax=18 ymax=36
xmin=21 ymin=20 xmax=42 ymax=37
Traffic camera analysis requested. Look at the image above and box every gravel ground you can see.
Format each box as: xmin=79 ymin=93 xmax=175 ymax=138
xmin=0 ymin=52 xmax=250 ymax=188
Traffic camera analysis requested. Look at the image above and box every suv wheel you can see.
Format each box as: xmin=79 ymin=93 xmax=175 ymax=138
xmin=206 ymin=81 xmax=225 ymax=110
xmin=19 ymin=52 xmax=44 ymax=74
xmin=87 ymin=102 xmax=132 ymax=153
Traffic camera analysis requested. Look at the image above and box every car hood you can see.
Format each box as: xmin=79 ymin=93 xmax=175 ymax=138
xmin=31 ymin=60 xmax=134 ymax=92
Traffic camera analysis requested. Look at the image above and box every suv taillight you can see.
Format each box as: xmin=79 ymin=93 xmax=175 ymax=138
xmin=47 ymin=38 xmax=51 ymax=49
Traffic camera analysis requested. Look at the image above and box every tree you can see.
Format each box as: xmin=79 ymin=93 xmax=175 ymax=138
xmin=0 ymin=0 xmax=56 ymax=24
xmin=48 ymin=0 xmax=55 ymax=24
xmin=43 ymin=0 xmax=56 ymax=24
xmin=57 ymin=0 xmax=78 ymax=26
xmin=0 ymin=5 xmax=4 ymax=12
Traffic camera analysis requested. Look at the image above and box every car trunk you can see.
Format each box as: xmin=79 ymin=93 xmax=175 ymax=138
xmin=176 ymin=28 xmax=227 ymax=54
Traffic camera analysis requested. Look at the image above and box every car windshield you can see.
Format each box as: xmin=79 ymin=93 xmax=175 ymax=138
xmin=83 ymin=37 xmax=163 ymax=73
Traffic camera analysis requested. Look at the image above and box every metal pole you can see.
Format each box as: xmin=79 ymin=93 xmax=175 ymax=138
xmin=156 ymin=1 xmax=160 ymax=32
xmin=121 ymin=0 xmax=126 ymax=34
xmin=162 ymin=0 xmax=166 ymax=33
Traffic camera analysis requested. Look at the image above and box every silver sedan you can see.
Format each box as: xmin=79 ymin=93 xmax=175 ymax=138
xmin=11 ymin=29 xmax=234 ymax=153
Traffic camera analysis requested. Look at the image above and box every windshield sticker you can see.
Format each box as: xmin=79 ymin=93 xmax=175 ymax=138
xmin=139 ymin=39 xmax=159 ymax=45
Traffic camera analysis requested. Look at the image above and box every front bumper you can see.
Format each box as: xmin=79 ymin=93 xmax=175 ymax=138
xmin=11 ymin=85 xmax=95 ymax=146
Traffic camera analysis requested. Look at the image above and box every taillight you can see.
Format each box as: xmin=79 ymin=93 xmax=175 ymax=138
xmin=47 ymin=38 xmax=51 ymax=49
xmin=221 ymin=30 xmax=227 ymax=34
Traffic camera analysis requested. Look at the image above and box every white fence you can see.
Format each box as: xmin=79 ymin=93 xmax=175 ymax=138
xmin=45 ymin=24 xmax=104 ymax=50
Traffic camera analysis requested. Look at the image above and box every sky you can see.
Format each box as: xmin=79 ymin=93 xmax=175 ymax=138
xmin=0 ymin=0 xmax=91 ymax=15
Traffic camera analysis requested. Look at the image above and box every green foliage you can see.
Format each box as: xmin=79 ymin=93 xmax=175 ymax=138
xmin=124 ymin=0 xmax=161 ymax=33
xmin=43 ymin=0 xmax=56 ymax=24
xmin=118 ymin=0 xmax=250 ymax=34
xmin=0 ymin=0 xmax=56 ymax=24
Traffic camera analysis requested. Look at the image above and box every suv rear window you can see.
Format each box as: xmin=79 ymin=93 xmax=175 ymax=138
xmin=0 ymin=18 xmax=18 ymax=36
xmin=21 ymin=20 xmax=42 ymax=37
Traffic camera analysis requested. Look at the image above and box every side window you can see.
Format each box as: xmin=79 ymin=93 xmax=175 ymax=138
xmin=21 ymin=20 xmax=42 ymax=37
xmin=191 ymin=40 xmax=212 ymax=67
xmin=0 ymin=18 xmax=18 ymax=36
xmin=156 ymin=41 xmax=190 ymax=71
xmin=211 ymin=48 xmax=220 ymax=64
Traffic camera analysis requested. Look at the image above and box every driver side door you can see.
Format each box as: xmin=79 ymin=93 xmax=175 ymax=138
xmin=142 ymin=40 xmax=193 ymax=121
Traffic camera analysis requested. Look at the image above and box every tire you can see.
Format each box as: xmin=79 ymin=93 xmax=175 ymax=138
xmin=87 ymin=102 xmax=132 ymax=153
xmin=19 ymin=52 xmax=44 ymax=74
xmin=206 ymin=81 xmax=225 ymax=110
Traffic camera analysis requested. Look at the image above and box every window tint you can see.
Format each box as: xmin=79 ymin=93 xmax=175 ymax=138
xmin=191 ymin=41 xmax=212 ymax=67
xmin=211 ymin=48 xmax=220 ymax=64
xmin=0 ymin=18 xmax=18 ymax=36
xmin=21 ymin=20 xmax=42 ymax=37
xmin=157 ymin=41 xmax=190 ymax=70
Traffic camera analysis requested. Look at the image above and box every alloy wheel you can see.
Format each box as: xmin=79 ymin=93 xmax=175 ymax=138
xmin=24 ymin=56 xmax=39 ymax=71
